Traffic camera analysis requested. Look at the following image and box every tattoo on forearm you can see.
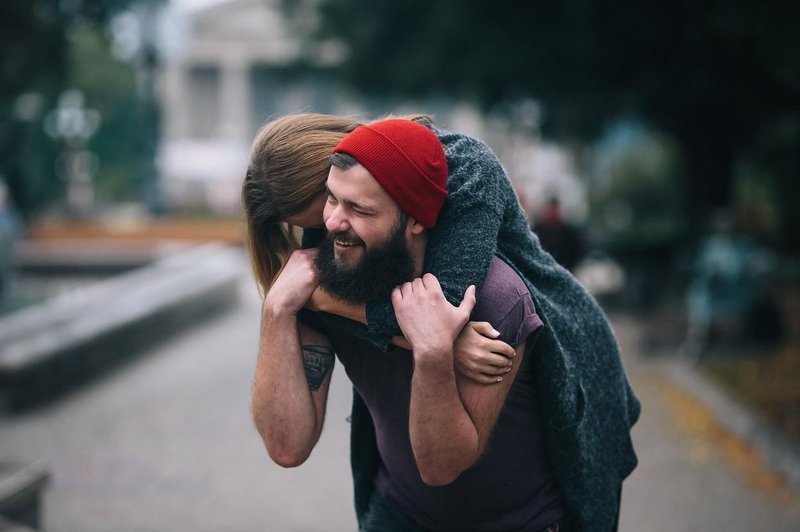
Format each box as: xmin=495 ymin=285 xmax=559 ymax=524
xmin=302 ymin=345 xmax=334 ymax=391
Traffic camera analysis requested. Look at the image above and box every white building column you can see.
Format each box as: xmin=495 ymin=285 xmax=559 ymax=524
xmin=218 ymin=55 xmax=251 ymax=143
xmin=160 ymin=63 xmax=189 ymax=141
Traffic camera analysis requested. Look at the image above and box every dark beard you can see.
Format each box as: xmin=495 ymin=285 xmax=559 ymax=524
xmin=314 ymin=218 xmax=415 ymax=304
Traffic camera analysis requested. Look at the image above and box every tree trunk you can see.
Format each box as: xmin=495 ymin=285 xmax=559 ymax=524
xmin=680 ymin=136 xmax=736 ymax=231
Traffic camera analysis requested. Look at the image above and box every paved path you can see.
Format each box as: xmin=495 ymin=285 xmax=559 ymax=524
xmin=0 ymin=269 xmax=358 ymax=532
xmin=615 ymin=314 xmax=800 ymax=531
xmin=1 ymin=264 xmax=799 ymax=531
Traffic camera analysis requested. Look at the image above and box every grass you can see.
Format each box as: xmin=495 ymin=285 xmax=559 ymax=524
xmin=702 ymin=346 xmax=800 ymax=443
xmin=631 ymin=286 xmax=800 ymax=444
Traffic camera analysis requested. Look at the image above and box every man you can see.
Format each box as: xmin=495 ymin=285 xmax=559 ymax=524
xmin=252 ymin=120 xmax=568 ymax=530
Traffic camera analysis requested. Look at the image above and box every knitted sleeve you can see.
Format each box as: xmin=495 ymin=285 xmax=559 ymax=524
xmin=363 ymin=129 xmax=508 ymax=345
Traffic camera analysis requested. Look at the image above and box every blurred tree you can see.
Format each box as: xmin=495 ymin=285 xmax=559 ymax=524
xmin=297 ymin=0 xmax=799 ymax=248
xmin=747 ymin=117 xmax=800 ymax=251
xmin=68 ymin=26 xmax=149 ymax=205
xmin=587 ymin=123 xmax=686 ymax=307
xmin=0 ymin=0 xmax=142 ymax=219
xmin=589 ymin=124 xmax=684 ymax=247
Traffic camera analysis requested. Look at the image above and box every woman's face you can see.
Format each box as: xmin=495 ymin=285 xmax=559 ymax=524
xmin=283 ymin=192 xmax=327 ymax=228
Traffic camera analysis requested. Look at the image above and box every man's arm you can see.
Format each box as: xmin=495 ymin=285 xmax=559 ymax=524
xmin=392 ymin=274 xmax=524 ymax=486
xmin=251 ymin=249 xmax=334 ymax=468
xmin=309 ymin=288 xmax=515 ymax=384
xmin=410 ymin=342 xmax=524 ymax=486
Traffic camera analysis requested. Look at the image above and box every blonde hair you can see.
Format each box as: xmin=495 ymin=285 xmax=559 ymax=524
xmin=242 ymin=113 xmax=433 ymax=293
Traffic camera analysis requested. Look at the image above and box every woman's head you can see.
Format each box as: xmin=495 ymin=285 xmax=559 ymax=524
xmin=243 ymin=113 xmax=360 ymax=291
xmin=242 ymin=112 xmax=433 ymax=292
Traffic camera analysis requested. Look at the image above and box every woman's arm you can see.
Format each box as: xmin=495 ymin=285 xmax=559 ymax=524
xmin=307 ymin=288 xmax=514 ymax=384
xmin=307 ymin=287 xmax=367 ymax=323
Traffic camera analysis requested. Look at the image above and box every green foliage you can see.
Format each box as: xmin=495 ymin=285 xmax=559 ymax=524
xmin=747 ymin=117 xmax=800 ymax=251
xmin=0 ymin=0 xmax=145 ymax=218
xmin=296 ymin=0 xmax=800 ymax=248
xmin=68 ymin=26 xmax=147 ymax=203
xmin=589 ymin=124 xmax=685 ymax=250
xmin=309 ymin=0 xmax=798 ymax=138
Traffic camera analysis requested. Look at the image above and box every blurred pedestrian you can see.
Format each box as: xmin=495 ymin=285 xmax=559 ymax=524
xmin=533 ymin=197 xmax=586 ymax=272
xmin=681 ymin=211 xmax=782 ymax=358
xmin=0 ymin=178 xmax=20 ymax=298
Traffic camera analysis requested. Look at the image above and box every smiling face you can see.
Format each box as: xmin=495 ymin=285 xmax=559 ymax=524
xmin=323 ymin=162 xmax=410 ymax=268
xmin=315 ymin=161 xmax=427 ymax=303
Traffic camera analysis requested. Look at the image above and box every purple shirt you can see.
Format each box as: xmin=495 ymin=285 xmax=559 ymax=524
xmin=331 ymin=258 xmax=565 ymax=531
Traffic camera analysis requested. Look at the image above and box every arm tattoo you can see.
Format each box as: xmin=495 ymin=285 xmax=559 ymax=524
xmin=302 ymin=345 xmax=335 ymax=391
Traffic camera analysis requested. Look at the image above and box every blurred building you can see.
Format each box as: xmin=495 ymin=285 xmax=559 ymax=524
xmin=158 ymin=0 xmax=353 ymax=215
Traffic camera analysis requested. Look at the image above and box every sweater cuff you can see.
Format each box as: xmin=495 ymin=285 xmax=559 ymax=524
xmin=365 ymin=300 xmax=401 ymax=341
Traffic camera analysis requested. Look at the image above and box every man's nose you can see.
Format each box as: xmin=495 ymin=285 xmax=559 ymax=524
xmin=324 ymin=205 xmax=349 ymax=234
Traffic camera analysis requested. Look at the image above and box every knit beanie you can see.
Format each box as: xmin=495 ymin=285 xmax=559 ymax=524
xmin=332 ymin=119 xmax=448 ymax=228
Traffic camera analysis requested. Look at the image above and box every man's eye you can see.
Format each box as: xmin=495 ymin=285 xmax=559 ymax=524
xmin=326 ymin=193 xmax=337 ymax=204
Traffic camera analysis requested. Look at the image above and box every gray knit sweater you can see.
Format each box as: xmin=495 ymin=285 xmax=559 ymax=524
xmin=305 ymin=126 xmax=640 ymax=532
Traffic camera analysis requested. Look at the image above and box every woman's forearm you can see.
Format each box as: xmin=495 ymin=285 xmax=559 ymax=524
xmin=309 ymin=287 xmax=367 ymax=324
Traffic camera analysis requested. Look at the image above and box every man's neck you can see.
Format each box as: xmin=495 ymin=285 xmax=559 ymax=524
xmin=410 ymin=233 xmax=428 ymax=278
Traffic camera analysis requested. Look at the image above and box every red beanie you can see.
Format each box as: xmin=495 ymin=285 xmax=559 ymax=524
xmin=332 ymin=119 xmax=448 ymax=228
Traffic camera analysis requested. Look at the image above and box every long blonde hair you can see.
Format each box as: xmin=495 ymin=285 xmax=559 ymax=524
xmin=242 ymin=113 xmax=432 ymax=293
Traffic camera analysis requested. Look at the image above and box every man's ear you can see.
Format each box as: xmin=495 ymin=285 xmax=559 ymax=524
xmin=407 ymin=217 xmax=426 ymax=236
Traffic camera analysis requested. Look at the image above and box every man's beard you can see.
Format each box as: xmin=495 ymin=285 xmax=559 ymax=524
xmin=314 ymin=218 xmax=415 ymax=304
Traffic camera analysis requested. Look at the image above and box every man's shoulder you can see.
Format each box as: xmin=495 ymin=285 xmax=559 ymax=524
xmin=477 ymin=257 xmax=530 ymax=302
xmin=472 ymin=257 xmax=542 ymax=346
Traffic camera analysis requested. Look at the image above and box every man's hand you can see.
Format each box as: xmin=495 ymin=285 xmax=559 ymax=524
xmin=391 ymin=273 xmax=476 ymax=359
xmin=264 ymin=249 xmax=320 ymax=315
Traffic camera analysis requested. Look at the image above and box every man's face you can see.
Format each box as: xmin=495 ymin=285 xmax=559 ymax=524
xmin=315 ymin=163 xmax=415 ymax=303
xmin=322 ymin=162 xmax=408 ymax=266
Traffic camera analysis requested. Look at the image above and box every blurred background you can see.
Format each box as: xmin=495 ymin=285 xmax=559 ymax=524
xmin=0 ymin=0 xmax=798 ymax=530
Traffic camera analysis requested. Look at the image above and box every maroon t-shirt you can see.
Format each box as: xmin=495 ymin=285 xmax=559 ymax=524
xmin=330 ymin=257 xmax=565 ymax=531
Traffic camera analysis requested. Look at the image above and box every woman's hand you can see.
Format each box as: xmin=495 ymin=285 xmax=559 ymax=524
xmin=454 ymin=322 xmax=516 ymax=384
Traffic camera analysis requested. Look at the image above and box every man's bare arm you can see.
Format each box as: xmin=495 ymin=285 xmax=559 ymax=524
xmin=393 ymin=273 xmax=526 ymax=485
xmin=251 ymin=250 xmax=334 ymax=468
xmin=409 ymin=341 xmax=524 ymax=485
xmin=311 ymin=287 xmax=515 ymax=384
